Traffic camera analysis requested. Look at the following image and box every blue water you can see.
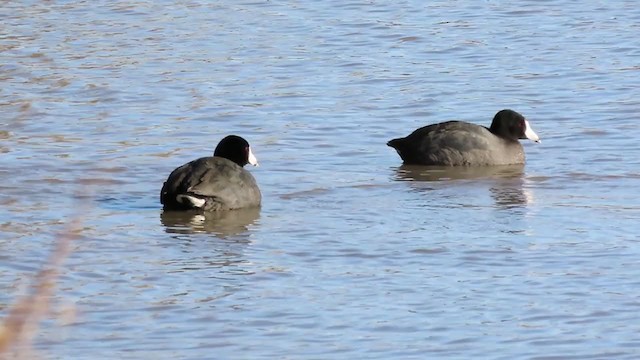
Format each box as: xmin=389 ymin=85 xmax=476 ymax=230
xmin=2 ymin=1 xmax=640 ymax=359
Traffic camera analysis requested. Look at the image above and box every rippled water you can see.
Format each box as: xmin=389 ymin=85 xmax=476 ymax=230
xmin=2 ymin=1 xmax=640 ymax=359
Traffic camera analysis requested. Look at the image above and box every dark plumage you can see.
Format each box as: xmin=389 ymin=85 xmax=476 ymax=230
xmin=387 ymin=109 xmax=540 ymax=166
xmin=160 ymin=135 xmax=261 ymax=211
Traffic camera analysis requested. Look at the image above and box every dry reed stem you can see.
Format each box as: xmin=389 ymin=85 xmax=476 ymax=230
xmin=0 ymin=216 xmax=81 ymax=357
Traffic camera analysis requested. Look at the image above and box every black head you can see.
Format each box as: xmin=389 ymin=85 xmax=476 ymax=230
xmin=489 ymin=109 xmax=540 ymax=143
xmin=214 ymin=135 xmax=259 ymax=167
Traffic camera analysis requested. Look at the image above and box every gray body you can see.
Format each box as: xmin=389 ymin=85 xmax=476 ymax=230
xmin=161 ymin=157 xmax=261 ymax=211
xmin=387 ymin=121 xmax=526 ymax=166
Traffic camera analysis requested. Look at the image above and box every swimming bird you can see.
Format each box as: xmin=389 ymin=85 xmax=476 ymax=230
xmin=387 ymin=109 xmax=540 ymax=166
xmin=161 ymin=135 xmax=261 ymax=211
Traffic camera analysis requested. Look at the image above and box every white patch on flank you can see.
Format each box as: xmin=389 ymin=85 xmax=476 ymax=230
xmin=524 ymin=120 xmax=541 ymax=143
xmin=176 ymin=194 xmax=205 ymax=208
xmin=248 ymin=146 xmax=259 ymax=166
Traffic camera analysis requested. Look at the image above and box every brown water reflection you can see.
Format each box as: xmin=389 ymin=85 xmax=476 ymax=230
xmin=160 ymin=207 xmax=260 ymax=237
xmin=489 ymin=183 xmax=534 ymax=209
xmin=393 ymin=164 xmax=533 ymax=208
xmin=393 ymin=164 xmax=525 ymax=182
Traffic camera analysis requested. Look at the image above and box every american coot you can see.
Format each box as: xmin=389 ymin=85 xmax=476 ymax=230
xmin=387 ymin=109 xmax=540 ymax=166
xmin=160 ymin=135 xmax=261 ymax=211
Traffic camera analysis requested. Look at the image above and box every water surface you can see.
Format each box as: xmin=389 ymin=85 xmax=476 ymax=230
xmin=2 ymin=1 xmax=640 ymax=359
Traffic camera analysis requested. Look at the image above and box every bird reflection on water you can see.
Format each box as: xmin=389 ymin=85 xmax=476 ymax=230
xmin=392 ymin=164 xmax=534 ymax=209
xmin=160 ymin=207 xmax=260 ymax=237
